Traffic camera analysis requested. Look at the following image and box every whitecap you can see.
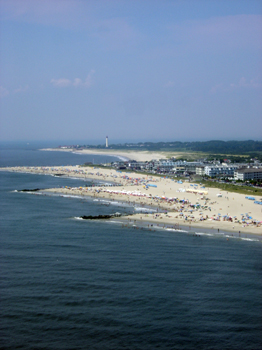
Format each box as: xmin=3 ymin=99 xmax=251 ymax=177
xmin=62 ymin=194 xmax=83 ymax=199
xmin=195 ymin=232 xmax=214 ymax=236
xmin=134 ymin=207 xmax=156 ymax=212
xmin=165 ymin=228 xmax=188 ymax=233
xmin=110 ymin=201 xmax=129 ymax=207
xmin=240 ymin=238 xmax=260 ymax=242
xmin=224 ymin=235 xmax=238 ymax=239
xmin=107 ymin=220 xmax=123 ymax=224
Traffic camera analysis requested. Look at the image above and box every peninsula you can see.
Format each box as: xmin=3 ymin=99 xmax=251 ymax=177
xmin=41 ymin=147 xmax=167 ymax=162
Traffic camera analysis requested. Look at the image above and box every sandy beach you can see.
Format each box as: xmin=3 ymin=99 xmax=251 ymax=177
xmin=2 ymin=164 xmax=262 ymax=236
xmin=40 ymin=148 xmax=168 ymax=162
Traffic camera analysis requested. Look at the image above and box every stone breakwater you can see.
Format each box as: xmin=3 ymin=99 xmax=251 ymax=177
xmin=2 ymin=165 xmax=262 ymax=235
xmin=80 ymin=213 xmax=127 ymax=220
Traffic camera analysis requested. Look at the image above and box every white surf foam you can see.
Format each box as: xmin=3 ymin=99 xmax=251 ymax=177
xmin=107 ymin=220 xmax=123 ymax=224
xmin=61 ymin=194 xmax=83 ymax=199
xmin=195 ymin=232 xmax=214 ymax=237
xmin=134 ymin=207 xmax=157 ymax=212
xmin=165 ymin=228 xmax=188 ymax=233
xmin=240 ymin=237 xmax=260 ymax=242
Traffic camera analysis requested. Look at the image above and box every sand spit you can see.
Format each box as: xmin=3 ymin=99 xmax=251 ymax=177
xmin=1 ymin=165 xmax=262 ymax=236
xmin=40 ymin=148 xmax=167 ymax=162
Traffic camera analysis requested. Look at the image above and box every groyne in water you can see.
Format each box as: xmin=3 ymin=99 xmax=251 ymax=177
xmin=80 ymin=212 xmax=128 ymax=220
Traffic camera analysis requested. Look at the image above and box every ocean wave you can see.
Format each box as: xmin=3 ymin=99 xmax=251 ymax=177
xmin=93 ymin=199 xmax=111 ymax=204
xmin=194 ymin=232 xmax=214 ymax=237
xmin=240 ymin=237 xmax=260 ymax=242
xmin=61 ymin=194 xmax=83 ymax=199
xmin=106 ymin=201 xmax=131 ymax=207
xmin=18 ymin=191 xmax=41 ymax=195
xmin=134 ymin=207 xmax=156 ymax=212
xmin=107 ymin=220 xmax=123 ymax=224
xmin=165 ymin=228 xmax=188 ymax=233
xmin=224 ymin=235 xmax=238 ymax=239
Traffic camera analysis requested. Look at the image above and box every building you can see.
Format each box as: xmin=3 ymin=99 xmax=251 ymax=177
xmin=234 ymin=168 xmax=262 ymax=181
xmin=204 ymin=165 xmax=239 ymax=177
xmin=196 ymin=166 xmax=205 ymax=176
xmin=184 ymin=162 xmax=204 ymax=174
xmin=127 ymin=160 xmax=146 ymax=170
xmin=106 ymin=136 xmax=108 ymax=148
xmin=172 ymin=161 xmax=204 ymax=174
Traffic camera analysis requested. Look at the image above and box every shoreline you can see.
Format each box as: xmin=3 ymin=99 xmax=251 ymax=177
xmin=39 ymin=147 xmax=168 ymax=162
xmin=112 ymin=217 xmax=261 ymax=242
xmin=2 ymin=165 xmax=261 ymax=237
xmin=23 ymin=188 xmax=262 ymax=240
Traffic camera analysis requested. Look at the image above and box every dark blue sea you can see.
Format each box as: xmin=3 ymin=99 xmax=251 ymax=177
xmin=0 ymin=142 xmax=262 ymax=350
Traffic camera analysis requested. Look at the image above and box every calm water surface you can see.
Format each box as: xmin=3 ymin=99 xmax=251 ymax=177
xmin=0 ymin=144 xmax=261 ymax=349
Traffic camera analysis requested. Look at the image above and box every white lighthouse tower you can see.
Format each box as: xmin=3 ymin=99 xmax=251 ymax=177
xmin=106 ymin=136 xmax=108 ymax=148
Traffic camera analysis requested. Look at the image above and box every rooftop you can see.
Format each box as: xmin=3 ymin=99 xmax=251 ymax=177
xmin=237 ymin=168 xmax=262 ymax=173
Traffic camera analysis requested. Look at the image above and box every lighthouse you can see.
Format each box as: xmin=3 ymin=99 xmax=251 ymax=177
xmin=106 ymin=136 xmax=108 ymax=148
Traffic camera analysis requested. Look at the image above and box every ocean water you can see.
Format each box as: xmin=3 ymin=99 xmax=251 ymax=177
xmin=0 ymin=143 xmax=262 ymax=350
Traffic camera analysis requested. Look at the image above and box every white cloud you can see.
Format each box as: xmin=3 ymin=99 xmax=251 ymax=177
xmin=50 ymin=78 xmax=71 ymax=87
xmin=51 ymin=70 xmax=95 ymax=88
xmin=72 ymin=78 xmax=82 ymax=87
xmin=0 ymin=86 xmax=9 ymax=98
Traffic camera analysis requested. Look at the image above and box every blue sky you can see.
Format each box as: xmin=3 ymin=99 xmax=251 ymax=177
xmin=0 ymin=0 xmax=261 ymax=143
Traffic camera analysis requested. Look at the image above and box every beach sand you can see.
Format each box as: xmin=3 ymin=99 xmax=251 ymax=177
xmin=2 ymin=164 xmax=262 ymax=236
xmin=40 ymin=148 xmax=168 ymax=162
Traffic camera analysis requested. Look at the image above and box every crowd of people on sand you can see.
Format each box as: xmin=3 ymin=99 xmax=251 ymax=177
xmin=2 ymin=165 xmax=262 ymax=232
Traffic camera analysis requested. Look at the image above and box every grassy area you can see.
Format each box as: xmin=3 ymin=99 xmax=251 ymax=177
xmin=165 ymin=151 xmax=254 ymax=161
xmin=199 ymin=180 xmax=262 ymax=196
xmin=165 ymin=151 xmax=208 ymax=160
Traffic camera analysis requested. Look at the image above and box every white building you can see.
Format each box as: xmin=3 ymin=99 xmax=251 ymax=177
xmin=196 ymin=166 xmax=205 ymax=176
xmin=205 ymin=165 xmax=239 ymax=177
xmin=234 ymin=168 xmax=262 ymax=181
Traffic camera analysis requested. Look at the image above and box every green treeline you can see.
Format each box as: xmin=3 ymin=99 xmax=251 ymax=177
xmin=81 ymin=140 xmax=262 ymax=157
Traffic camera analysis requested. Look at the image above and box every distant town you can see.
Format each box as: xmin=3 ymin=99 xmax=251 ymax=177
xmin=58 ymin=140 xmax=262 ymax=187
xmin=106 ymin=158 xmax=262 ymax=185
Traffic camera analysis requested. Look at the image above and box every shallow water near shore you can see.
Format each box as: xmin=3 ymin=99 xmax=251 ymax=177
xmin=1 ymin=144 xmax=262 ymax=349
